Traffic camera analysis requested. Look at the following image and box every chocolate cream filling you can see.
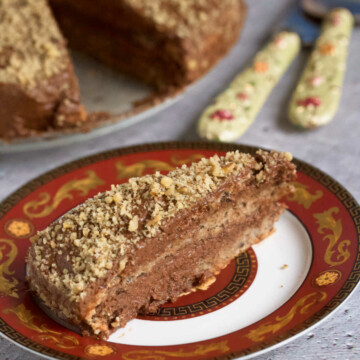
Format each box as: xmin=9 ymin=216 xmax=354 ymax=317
xmin=29 ymin=182 xmax=290 ymax=338
xmin=27 ymin=151 xmax=296 ymax=339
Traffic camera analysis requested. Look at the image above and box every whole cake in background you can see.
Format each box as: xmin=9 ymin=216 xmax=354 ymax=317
xmin=49 ymin=0 xmax=247 ymax=90
xmin=0 ymin=0 xmax=247 ymax=141
xmin=27 ymin=150 xmax=296 ymax=339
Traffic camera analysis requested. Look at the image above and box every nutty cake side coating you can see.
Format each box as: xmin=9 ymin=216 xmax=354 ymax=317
xmin=49 ymin=0 xmax=246 ymax=89
xmin=0 ymin=0 xmax=86 ymax=141
xmin=27 ymin=150 xmax=296 ymax=338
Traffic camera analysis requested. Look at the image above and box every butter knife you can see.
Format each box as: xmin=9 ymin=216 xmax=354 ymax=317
xmin=198 ymin=31 xmax=300 ymax=142
xmin=288 ymin=8 xmax=353 ymax=128
xmin=197 ymin=3 xmax=354 ymax=141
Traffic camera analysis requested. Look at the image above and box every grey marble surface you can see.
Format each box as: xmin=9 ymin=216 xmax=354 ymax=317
xmin=1 ymin=0 xmax=360 ymax=359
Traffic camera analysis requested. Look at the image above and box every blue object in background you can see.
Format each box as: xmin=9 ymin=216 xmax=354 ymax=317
xmin=278 ymin=4 xmax=320 ymax=45
xmin=308 ymin=0 xmax=360 ymax=14
xmin=277 ymin=0 xmax=359 ymax=46
xmin=302 ymin=0 xmax=360 ymax=24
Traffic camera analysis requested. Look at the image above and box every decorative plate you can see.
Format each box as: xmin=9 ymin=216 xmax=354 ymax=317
xmin=0 ymin=142 xmax=359 ymax=360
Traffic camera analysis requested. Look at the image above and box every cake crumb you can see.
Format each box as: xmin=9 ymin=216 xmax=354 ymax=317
xmin=281 ymin=264 xmax=288 ymax=270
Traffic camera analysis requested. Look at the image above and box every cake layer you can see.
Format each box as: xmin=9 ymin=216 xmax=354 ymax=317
xmin=27 ymin=150 xmax=296 ymax=338
xmin=0 ymin=0 xmax=86 ymax=141
xmin=49 ymin=0 xmax=246 ymax=90
xmin=84 ymin=188 xmax=286 ymax=337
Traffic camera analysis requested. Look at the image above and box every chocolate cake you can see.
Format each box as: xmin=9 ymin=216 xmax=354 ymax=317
xmin=0 ymin=0 xmax=246 ymax=140
xmin=0 ymin=0 xmax=86 ymax=141
xmin=27 ymin=150 xmax=296 ymax=339
xmin=49 ymin=0 xmax=247 ymax=90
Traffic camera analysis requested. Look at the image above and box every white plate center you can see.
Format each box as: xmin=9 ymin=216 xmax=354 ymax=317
xmin=109 ymin=210 xmax=313 ymax=346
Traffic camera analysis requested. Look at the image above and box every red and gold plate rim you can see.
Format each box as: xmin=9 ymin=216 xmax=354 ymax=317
xmin=0 ymin=142 xmax=359 ymax=360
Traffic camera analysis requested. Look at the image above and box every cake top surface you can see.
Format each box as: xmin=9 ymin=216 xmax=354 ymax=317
xmin=124 ymin=0 xmax=241 ymax=38
xmin=0 ymin=0 xmax=69 ymax=89
xmin=29 ymin=150 xmax=293 ymax=301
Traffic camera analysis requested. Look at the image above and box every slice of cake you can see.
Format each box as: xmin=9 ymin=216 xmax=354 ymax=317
xmin=0 ymin=0 xmax=86 ymax=141
xmin=49 ymin=0 xmax=247 ymax=90
xmin=27 ymin=150 xmax=296 ymax=338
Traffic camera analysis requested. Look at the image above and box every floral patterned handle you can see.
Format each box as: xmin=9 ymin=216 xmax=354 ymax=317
xmin=288 ymin=8 xmax=353 ymax=128
xmin=197 ymin=32 xmax=301 ymax=142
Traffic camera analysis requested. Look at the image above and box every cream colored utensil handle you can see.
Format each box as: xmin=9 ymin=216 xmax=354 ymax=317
xmin=288 ymin=8 xmax=353 ymax=128
xmin=198 ymin=32 xmax=301 ymax=142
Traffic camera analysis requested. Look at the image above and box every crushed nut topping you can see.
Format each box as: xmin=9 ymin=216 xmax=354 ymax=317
xmin=124 ymin=0 xmax=241 ymax=39
xmin=0 ymin=0 xmax=69 ymax=88
xmin=28 ymin=150 xmax=293 ymax=301
xmin=128 ymin=215 xmax=139 ymax=232
xmin=160 ymin=176 xmax=173 ymax=188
